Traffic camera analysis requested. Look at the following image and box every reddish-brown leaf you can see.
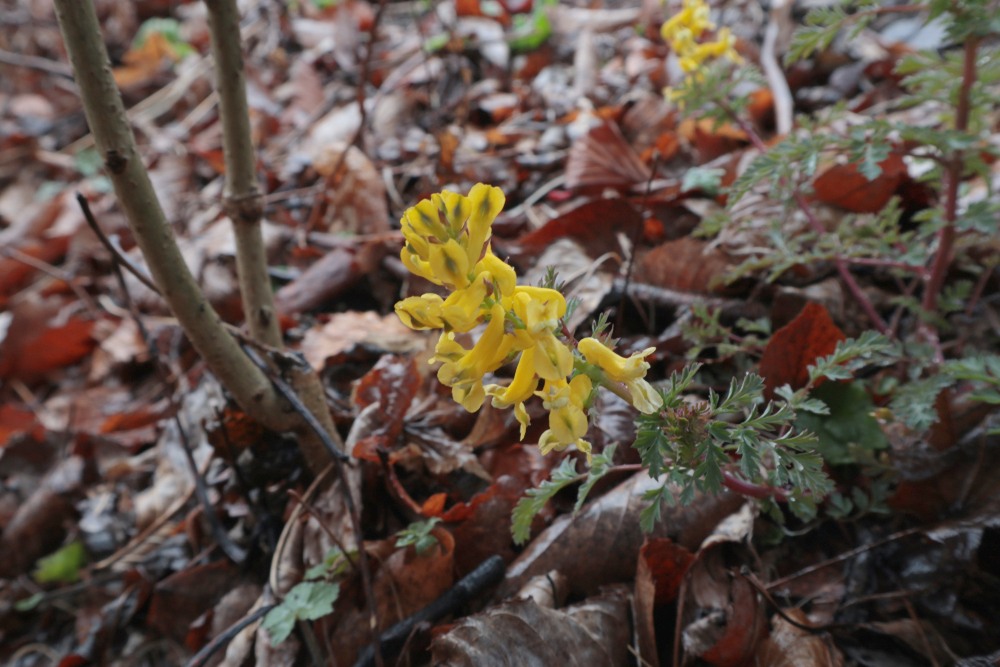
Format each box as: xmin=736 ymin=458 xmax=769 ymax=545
xmin=637 ymin=236 xmax=736 ymax=294
xmin=639 ymin=537 xmax=695 ymax=604
xmin=565 ymin=122 xmax=651 ymax=191
xmin=759 ymin=302 xmax=846 ymax=400
xmin=0 ymin=300 xmax=100 ymax=382
xmin=812 ymin=151 xmax=907 ymax=213
xmin=513 ymin=198 xmax=643 ymax=259
xmin=350 ymin=354 xmax=421 ymax=459
xmin=0 ymin=403 xmax=41 ymax=448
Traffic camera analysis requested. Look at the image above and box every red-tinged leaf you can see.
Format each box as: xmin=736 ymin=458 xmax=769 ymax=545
xmin=422 ymin=492 xmax=448 ymax=516
xmin=146 ymin=561 xmax=242 ymax=644
xmin=747 ymin=88 xmax=775 ymax=128
xmin=350 ymin=355 xmax=421 ymax=460
xmin=0 ymin=403 xmax=41 ymax=448
xmin=759 ymin=302 xmax=846 ymax=400
xmin=328 ymin=529 xmax=455 ymax=665
xmin=698 ymin=576 xmax=767 ymax=667
xmin=813 ymin=151 xmax=907 ymax=213
xmin=566 ymin=122 xmax=651 ymax=191
xmin=0 ymin=300 xmax=100 ymax=383
xmin=637 ymin=236 xmax=737 ymax=294
xmin=513 ymin=198 xmax=644 ymax=258
xmin=0 ymin=236 xmax=71 ymax=306
xmin=639 ymin=537 xmax=695 ymax=604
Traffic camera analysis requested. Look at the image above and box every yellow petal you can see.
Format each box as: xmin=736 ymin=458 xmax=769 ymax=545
xmin=440 ymin=276 xmax=488 ymax=332
xmin=429 ymin=238 xmax=471 ymax=289
xmin=532 ymin=335 xmax=574 ymax=382
xmin=435 ymin=190 xmax=471 ymax=236
xmin=465 ymin=184 xmax=505 ymax=267
xmin=626 ymin=378 xmax=663 ymax=414
xmin=476 ymin=250 xmax=517 ymax=297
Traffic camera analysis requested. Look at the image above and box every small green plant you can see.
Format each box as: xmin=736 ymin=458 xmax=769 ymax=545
xmin=263 ymin=548 xmax=348 ymax=645
xmin=395 ymin=518 xmax=443 ymax=556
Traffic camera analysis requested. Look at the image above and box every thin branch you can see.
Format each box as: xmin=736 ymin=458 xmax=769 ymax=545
xmin=204 ymin=0 xmax=282 ymax=348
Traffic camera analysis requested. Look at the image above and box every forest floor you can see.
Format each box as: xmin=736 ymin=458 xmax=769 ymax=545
xmin=1 ymin=0 xmax=999 ymax=665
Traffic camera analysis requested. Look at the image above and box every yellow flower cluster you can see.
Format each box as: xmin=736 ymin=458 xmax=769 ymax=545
xmin=395 ymin=184 xmax=663 ymax=461
xmin=661 ymin=0 xmax=741 ymax=74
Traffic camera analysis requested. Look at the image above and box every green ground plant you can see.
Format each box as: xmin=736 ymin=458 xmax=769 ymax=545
xmin=393 ymin=0 xmax=999 ymax=542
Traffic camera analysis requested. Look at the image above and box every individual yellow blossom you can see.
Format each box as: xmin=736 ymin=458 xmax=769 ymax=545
xmin=484 ymin=346 xmax=541 ymax=438
xmin=434 ymin=304 xmax=515 ymax=412
xmin=395 ymin=293 xmax=445 ymax=330
xmin=578 ymin=337 xmax=663 ymax=414
xmin=536 ymin=375 xmax=593 ymax=461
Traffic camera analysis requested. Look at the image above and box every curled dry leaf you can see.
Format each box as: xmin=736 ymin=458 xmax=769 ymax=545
xmin=637 ymin=236 xmax=737 ymax=295
xmin=432 ymin=586 xmax=632 ymax=667
xmin=566 ymin=122 xmax=651 ymax=191
xmin=755 ymin=609 xmax=844 ymax=667
xmin=500 ymin=472 xmax=743 ymax=598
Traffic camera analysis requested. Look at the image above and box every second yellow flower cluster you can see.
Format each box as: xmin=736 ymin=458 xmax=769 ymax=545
xmin=395 ymin=184 xmax=663 ymax=460
xmin=661 ymin=0 xmax=741 ymax=74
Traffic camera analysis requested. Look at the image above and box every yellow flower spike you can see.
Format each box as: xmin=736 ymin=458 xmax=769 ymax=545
xmin=395 ymin=293 xmax=445 ymax=330
xmin=428 ymin=238 xmax=472 ymax=289
xmin=464 ymin=183 xmax=506 ymax=267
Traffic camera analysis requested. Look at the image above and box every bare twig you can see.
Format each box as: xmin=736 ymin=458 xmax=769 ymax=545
xmin=205 ymin=0 xmax=282 ymax=348
xmin=760 ymin=0 xmax=794 ymax=135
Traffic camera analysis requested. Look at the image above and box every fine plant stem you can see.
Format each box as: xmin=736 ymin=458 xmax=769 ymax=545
xmin=205 ymin=0 xmax=283 ymax=349
xmin=921 ymin=36 xmax=980 ymax=324
xmin=722 ymin=470 xmax=790 ymax=502
xmin=723 ymin=103 xmax=891 ymax=334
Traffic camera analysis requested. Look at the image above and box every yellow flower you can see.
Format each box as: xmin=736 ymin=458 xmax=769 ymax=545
xmin=434 ymin=304 xmax=515 ymax=412
xmin=661 ymin=0 xmax=741 ymax=78
xmin=484 ymin=346 xmax=542 ymax=438
xmin=536 ymin=375 xmax=593 ymax=461
xmin=578 ymin=337 xmax=663 ymax=414
xmin=395 ymin=293 xmax=445 ymax=330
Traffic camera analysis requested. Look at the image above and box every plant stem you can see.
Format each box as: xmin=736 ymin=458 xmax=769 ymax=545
xmin=205 ymin=0 xmax=282 ymax=349
xmin=921 ymin=36 xmax=980 ymax=322
xmin=722 ymin=470 xmax=789 ymax=502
